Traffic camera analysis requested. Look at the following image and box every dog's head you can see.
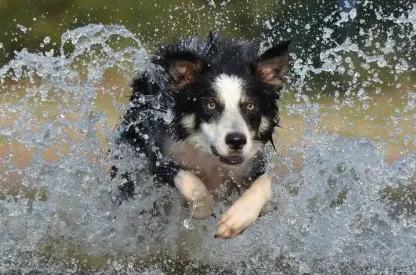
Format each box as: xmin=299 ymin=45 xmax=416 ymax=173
xmin=154 ymin=35 xmax=290 ymax=165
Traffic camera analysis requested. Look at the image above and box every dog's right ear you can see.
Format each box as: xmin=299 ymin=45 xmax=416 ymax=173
xmin=160 ymin=52 xmax=206 ymax=91
xmin=253 ymin=41 xmax=290 ymax=88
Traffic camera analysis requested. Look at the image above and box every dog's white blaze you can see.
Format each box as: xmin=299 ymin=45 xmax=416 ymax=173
xmin=200 ymin=74 xmax=254 ymax=157
xmin=213 ymin=74 xmax=244 ymax=111
xmin=181 ymin=114 xmax=195 ymax=129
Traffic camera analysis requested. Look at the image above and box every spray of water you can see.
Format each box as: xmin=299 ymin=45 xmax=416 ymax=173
xmin=0 ymin=3 xmax=415 ymax=275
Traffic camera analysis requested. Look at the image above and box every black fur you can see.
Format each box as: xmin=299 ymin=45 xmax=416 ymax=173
xmin=110 ymin=33 xmax=290 ymax=203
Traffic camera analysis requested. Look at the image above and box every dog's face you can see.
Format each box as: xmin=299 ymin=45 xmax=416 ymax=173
xmin=155 ymin=36 xmax=289 ymax=165
xmin=194 ymin=73 xmax=279 ymax=165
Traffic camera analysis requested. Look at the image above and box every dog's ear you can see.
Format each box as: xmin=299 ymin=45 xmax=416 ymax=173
xmin=253 ymin=41 xmax=290 ymax=87
xmin=163 ymin=53 xmax=206 ymax=91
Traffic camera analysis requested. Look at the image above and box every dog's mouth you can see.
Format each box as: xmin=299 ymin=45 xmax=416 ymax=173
xmin=210 ymin=145 xmax=244 ymax=165
xmin=219 ymin=155 xmax=244 ymax=165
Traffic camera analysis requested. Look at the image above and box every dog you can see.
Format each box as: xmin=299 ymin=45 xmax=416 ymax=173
xmin=110 ymin=32 xmax=290 ymax=238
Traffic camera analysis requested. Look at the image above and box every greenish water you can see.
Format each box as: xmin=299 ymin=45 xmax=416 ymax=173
xmin=0 ymin=1 xmax=416 ymax=274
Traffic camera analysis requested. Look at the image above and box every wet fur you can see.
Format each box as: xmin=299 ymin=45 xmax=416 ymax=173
xmin=110 ymin=33 xmax=290 ymax=238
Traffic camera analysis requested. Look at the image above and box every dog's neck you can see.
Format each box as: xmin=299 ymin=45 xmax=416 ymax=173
xmin=165 ymin=140 xmax=253 ymax=196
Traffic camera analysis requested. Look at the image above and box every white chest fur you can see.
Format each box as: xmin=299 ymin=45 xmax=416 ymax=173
xmin=165 ymin=141 xmax=250 ymax=198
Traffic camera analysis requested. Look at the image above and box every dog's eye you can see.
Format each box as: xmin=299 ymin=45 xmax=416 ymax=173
xmin=207 ymin=102 xmax=216 ymax=109
xmin=246 ymin=103 xmax=255 ymax=111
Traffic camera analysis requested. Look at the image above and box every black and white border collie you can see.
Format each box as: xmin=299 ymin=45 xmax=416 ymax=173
xmin=111 ymin=32 xmax=290 ymax=238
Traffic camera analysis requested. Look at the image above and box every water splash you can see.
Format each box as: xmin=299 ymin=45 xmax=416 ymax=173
xmin=1 ymin=3 xmax=416 ymax=275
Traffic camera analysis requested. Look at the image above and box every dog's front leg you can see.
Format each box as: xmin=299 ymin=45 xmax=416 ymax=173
xmin=215 ymin=173 xmax=271 ymax=238
xmin=174 ymin=169 xmax=214 ymax=219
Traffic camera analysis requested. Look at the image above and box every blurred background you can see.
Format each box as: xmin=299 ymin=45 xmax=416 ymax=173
xmin=1 ymin=0 xmax=415 ymax=69
xmin=0 ymin=1 xmax=416 ymax=273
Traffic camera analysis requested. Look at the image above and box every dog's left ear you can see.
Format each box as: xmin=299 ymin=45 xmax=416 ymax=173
xmin=253 ymin=41 xmax=290 ymax=87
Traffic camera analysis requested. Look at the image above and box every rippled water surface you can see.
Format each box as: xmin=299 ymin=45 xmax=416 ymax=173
xmin=0 ymin=1 xmax=415 ymax=274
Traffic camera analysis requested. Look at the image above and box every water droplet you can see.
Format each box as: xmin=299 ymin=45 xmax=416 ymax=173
xmin=377 ymin=58 xmax=387 ymax=67
xmin=17 ymin=24 xmax=27 ymax=33
xmin=43 ymin=36 xmax=51 ymax=44
xmin=45 ymin=49 xmax=54 ymax=57
xmin=349 ymin=8 xmax=357 ymax=20
xmin=182 ymin=218 xmax=194 ymax=229
xmin=138 ymin=95 xmax=145 ymax=104
xmin=265 ymin=20 xmax=272 ymax=30
xmin=208 ymin=0 xmax=216 ymax=7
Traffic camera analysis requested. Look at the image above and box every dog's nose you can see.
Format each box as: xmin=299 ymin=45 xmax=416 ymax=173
xmin=225 ymin=132 xmax=247 ymax=150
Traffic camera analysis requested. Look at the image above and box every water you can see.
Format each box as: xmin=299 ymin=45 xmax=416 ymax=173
xmin=1 ymin=2 xmax=416 ymax=274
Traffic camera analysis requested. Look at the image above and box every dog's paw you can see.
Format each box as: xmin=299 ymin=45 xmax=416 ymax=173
xmin=215 ymin=174 xmax=271 ymax=238
xmin=215 ymin=197 xmax=261 ymax=238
